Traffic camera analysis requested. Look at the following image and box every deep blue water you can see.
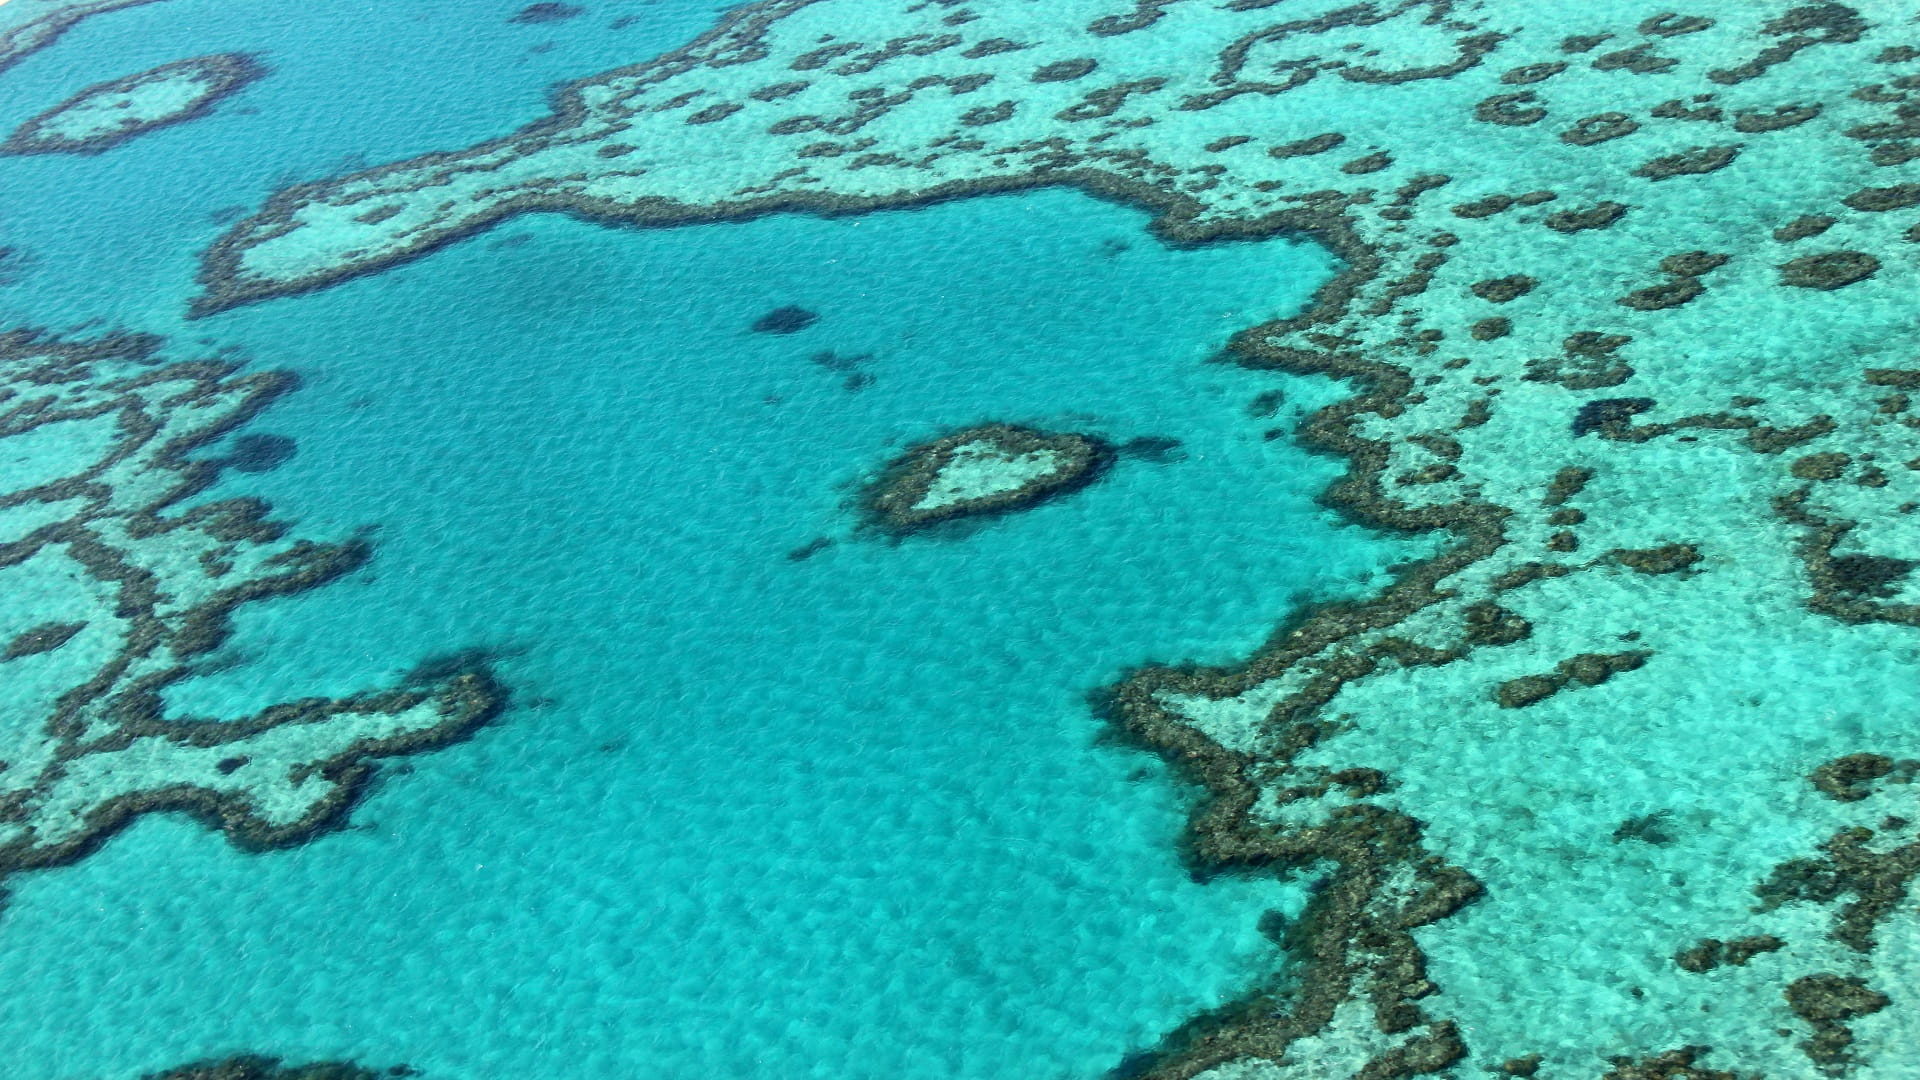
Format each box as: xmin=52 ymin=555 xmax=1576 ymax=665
xmin=0 ymin=3 xmax=1419 ymax=1077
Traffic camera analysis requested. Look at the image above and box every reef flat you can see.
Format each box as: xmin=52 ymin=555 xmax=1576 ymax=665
xmin=0 ymin=0 xmax=171 ymax=77
xmin=0 ymin=330 xmax=501 ymax=906
xmin=189 ymin=0 xmax=1920 ymax=1076
xmin=3 ymin=53 xmax=266 ymax=156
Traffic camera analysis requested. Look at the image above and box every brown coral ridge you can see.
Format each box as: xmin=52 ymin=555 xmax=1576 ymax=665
xmin=858 ymin=423 xmax=1114 ymax=534
xmin=140 ymin=1054 xmax=403 ymax=1080
xmin=1494 ymin=649 xmax=1651 ymax=709
xmin=1 ymin=53 xmax=268 ymax=157
xmin=2 ymin=620 xmax=85 ymax=660
xmin=5 ymin=669 xmax=505 ymax=876
xmin=1088 ymin=229 xmax=1523 ymax=1079
xmin=195 ymin=144 xmax=1362 ymax=320
xmin=189 ymin=0 xmax=1498 ymax=318
xmin=0 ymin=329 xmax=508 ymax=897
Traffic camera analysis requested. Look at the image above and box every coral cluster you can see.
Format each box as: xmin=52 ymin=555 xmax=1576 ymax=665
xmin=0 ymin=330 xmax=501 ymax=904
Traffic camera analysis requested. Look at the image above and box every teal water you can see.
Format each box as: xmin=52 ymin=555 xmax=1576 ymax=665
xmin=0 ymin=2 xmax=1422 ymax=1078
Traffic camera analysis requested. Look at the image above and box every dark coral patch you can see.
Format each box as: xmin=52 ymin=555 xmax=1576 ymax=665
xmin=3 ymin=621 xmax=85 ymax=661
xmin=1619 ymin=277 xmax=1703 ymax=311
xmin=1843 ymin=183 xmax=1920 ymax=212
xmin=1773 ymin=215 xmax=1835 ymax=241
xmin=1778 ymin=251 xmax=1880 ymax=289
xmin=1561 ymin=112 xmax=1640 ymax=146
xmin=1118 ymin=435 xmax=1186 ymax=463
xmin=1786 ymin=973 xmax=1889 ymax=1069
xmin=1544 ymin=201 xmax=1629 ymax=232
xmin=1340 ymin=151 xmax=1392 ymax=174
xmin=1633 ymin=144 xmax=1740 ymax=179
xmin=1500 ymin=62 xmax=1567 ymax=85
xmin=1810 ymin=753 xmax=1901 ymax=801
xmin=1613 ymin=543 xmax=1701 ymax=574
xmin=226 ymin=432 xmax=297 ymax=473
xmin=1732 ymin=104 xmax=1821 ymax=132
xmin=1594 ymin=43 xmax=1679 ymax=74
xmin=1824 ymin=554 xmax=1917 ymax=598
xmin=141 ymin=1054 xmax=391 ymax=1080
xmin=1031 ymin=57 xmax=1097 ymax=82
xmin=1660 ymin=250 xmax=1729 ymax=276
xmin=1496 ymin=650 xmax=1650 ymax=708
xmin=751 ymin=305 xmax=819 ymax=333
xmin=1474 ymin=91 xmax=1546 ymax=126
xmin=1640 ymin=13 xmax=1714 ymax=37
xmin=1470 ymin=275 xmax=1537 ymax=302
xmin=1573 ymin=397 xmax=1654 ymax=437
xmin=1470 ymin=317 xmax=1511 ymax=341
xmin=1675 ymin=934 xmax=1783 ymax=972
xmin=1268 ymin=132 xmax=1345 ymax=158
xmin=508 ymin=2 xmax=582 ymax=23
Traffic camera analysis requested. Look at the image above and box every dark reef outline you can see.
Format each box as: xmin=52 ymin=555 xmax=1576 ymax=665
xmin=858 ymin=422 xmax=1114 ymax=534
xmin=0 ymin=330 xmax=506 ymax=903
xmin=1 ymin=52 xmax=267 ymax=157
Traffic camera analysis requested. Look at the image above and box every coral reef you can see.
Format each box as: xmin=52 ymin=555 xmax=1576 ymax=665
xmin=860 ymin=423 xmax=1113 ymax=533
xmin=3 ymin=53 xmax=266 ymax=156
xmin=178 ymin=0 xmax=1920 ymax=1075
xmin=0 ymin=330 xmax=502 ymax=905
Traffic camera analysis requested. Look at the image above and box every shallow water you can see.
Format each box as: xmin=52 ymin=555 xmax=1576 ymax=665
xmin=0 ymin=2 xmax=1426 ymax=1077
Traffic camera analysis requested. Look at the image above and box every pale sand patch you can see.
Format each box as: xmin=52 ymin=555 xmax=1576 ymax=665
xmin=913 ymin=439 xmax=1066 ymax=511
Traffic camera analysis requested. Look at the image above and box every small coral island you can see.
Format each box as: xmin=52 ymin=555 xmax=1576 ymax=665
xmin=2 ymin=52 xmax=265 ymax=156
xmin=861 ymin=423 xmax=1112 ymax=533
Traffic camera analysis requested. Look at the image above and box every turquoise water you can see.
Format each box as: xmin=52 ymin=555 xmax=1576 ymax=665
xmin=0 ymin=2 xmax=1423 ymax=1078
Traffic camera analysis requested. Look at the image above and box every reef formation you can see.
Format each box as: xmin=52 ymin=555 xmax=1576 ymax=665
xmin=0 ymin=330 xmax=501 ymax=908
xmin=3 ymin=53 xmax=266 ymax=156
xmin=861 ymin=422 xmax=1113 ymax=533
xmin=0 ymin=0 xmax=173 ymax=78
xmin=184 ymin=0 xmax=1920 ymax=1076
